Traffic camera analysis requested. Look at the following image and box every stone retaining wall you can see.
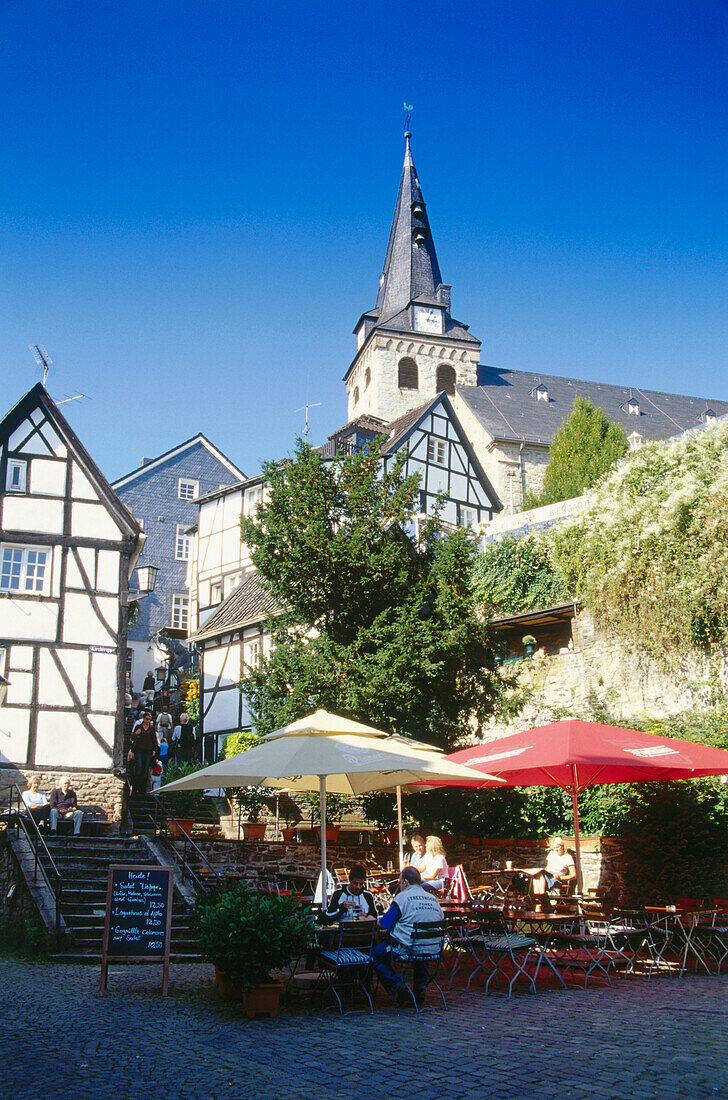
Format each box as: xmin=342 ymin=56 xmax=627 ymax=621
xmin=0 ymin=768 xmax=125 ymax=822
xmin=182 ymin=835 xmax=627 ymax=898
xmin=0 ymin=832 xmax=46 ymax=952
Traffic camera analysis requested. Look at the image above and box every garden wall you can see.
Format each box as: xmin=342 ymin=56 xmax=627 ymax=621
xmin=182 ymin=835 xmax=629 ymax=899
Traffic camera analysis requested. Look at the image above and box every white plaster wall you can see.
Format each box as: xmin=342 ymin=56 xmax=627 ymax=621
xmin=38 ymin=648 xmax=89 ymax=707
xmin=96 ymin=550 xmax=120 ymax=594
xmin=90 ymin=651 xmax=118 ymax=712
xmin=0 ymin=707 xmax=30 ymax=763
xmin=203 ymin=642 xmax=242 ymax=733
xmin=71 ymin=502 xmax=122 ymax=541
xmin=0 ymin=600 xmax=58 ymax=641
xmin=3 ymin=495 xmax=64 ymax=534
xmin=71 ymin=462 xmax=100 ymax=501
xmin=34 ymin=709 xmax=113 ymax=768
xmin=62 ymin=592 xmax=117 ymax=645
xmin=8 ymin=645 xmax=34 ymax=671
xmin=5 ymin=670 xmax=33 ymax=705
xmin=30 ymin=458 xmax=66 ymax=496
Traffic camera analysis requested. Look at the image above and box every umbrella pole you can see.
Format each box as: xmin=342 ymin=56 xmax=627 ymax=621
xmin=319 ymin=775 xmax=327 ymax=914
xmin=396 ymin=785 xmax=404 ymax=870
xmin=570 ymin=765 xmax=583 ymax=895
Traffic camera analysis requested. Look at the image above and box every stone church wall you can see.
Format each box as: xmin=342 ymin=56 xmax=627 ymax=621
xmin=485 ymin=609 xmax=725 ymax=739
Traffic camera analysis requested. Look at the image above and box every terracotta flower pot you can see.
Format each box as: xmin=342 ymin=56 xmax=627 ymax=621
xmin=243 ymin=981 xmax=283 ymax=1019
xmin=315 ymin=825 xmax=340 ymax=843
xmin=214 ymin=966 xmax=241 ymax=1001
xmin=281 ymin=828 xmax=296 ymax=842
xmin=242 ymin=822 xmax=267 ymax=840
xmin=169 ymin=818 xmax=194 ymax=838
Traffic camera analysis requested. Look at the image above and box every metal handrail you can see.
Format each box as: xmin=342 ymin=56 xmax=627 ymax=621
xmin=152 ymin=796 xmax=224 ymax=895
xmin=7 ymin=784 xmax=63 ymax=940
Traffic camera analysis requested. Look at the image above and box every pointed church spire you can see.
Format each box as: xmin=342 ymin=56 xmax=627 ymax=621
xmin=375 ymin=131 xmax=443 ymax=320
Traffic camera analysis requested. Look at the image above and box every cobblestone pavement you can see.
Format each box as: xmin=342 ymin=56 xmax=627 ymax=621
xmin=1 ymin=959 xmax=726 ymax=1099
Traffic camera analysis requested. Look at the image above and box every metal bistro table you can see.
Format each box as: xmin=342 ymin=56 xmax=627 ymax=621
xmin=643 ymin=906 xmax=717 ymax=978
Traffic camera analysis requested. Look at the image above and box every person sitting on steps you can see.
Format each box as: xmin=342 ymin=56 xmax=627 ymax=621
xmin=49 ymin=777 xmax=84 ymax=836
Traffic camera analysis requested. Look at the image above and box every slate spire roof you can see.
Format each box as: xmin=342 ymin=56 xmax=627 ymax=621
xmin=375 ymin=132 xmax=444 ymax=319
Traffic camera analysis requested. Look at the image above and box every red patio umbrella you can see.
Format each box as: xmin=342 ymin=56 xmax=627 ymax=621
xmin=438 ymin=719 xmax=728 ymax=892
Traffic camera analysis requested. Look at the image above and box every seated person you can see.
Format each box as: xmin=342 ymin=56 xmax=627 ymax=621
xmin=420 ymin=835 xmax=449 ymax=891
xmin=529 ymin=837 xmax=577 ymax=909
xmin=324 ymin=865 xmax=377 ymax=922
xmin=49 ymin=777 xmax=84 ymax=835
xmin=371 ymin=866 xmax=444 ymax=1006
xmin=21 ymin=776 xmax=50 ymax=827
xmin=404 ymin=834 xmax=428 ymax=873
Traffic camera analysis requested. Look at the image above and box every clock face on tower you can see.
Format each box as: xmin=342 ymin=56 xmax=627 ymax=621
xmin=414 ymin=305 xmax=444 ymax=334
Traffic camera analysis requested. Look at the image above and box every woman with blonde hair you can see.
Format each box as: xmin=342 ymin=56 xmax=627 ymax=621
xmin=420 ymin=834 xmax=449 ymax=891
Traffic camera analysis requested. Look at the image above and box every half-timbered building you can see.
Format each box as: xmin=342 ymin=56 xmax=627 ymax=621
xmin=186 ymin=393 xmax=500 ymax=756
xmin=0 ymin=384 xmax=143 ymax=793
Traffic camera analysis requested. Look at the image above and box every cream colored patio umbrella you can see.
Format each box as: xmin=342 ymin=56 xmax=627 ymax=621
xmin=158 ymin=709 xmax=502 ymax=897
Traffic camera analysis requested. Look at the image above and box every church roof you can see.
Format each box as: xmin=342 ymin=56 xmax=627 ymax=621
xmin=375 ymin=133 xmax=443 ymax=320
xmin=191 ymin=573 xmax=279 ymax=642
xmin=457 ymin=367 xmax=728 ymax=446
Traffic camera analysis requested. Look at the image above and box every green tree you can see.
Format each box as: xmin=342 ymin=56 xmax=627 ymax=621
xmin=239 ymin=439 xmax=501 ymax=750
xmin=529 ymin=396 xmax=628 ymax=506
xmin=471 ymin=533 xmax=568 ymax=613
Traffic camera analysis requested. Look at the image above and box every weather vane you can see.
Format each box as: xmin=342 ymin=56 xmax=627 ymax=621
xmin=403 ymin=102 xmax=413 ymax=133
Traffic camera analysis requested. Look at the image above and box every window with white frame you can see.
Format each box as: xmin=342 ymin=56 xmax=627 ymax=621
xmin=627 ymin=397 xmax=640 ymax=415
xmin=210 ymin=580 xmax=223 ymax=604
xmin=175 ymin=524 xmax=191 ymax=560
xmin=244 ymin=485 xmax=263 ymax=514
xmin=242 ymin=636 xmax=262 ymax=671
xmin=224 ymin=572 xmax=242 ymax=598
xmin=459 ymin=505 xmax=478 ymax=529
xmin=171 ymin=594 xmax=189 ymax=631
xmin=178 ymin=478 xmax=199 ymax=501
xmin=427 ymin=437 xmax=447 ymax=465
xmin=0 ymin=546 xmax=49 ymax=593
xmin=6 ymin=459 xmax=27 ymax=493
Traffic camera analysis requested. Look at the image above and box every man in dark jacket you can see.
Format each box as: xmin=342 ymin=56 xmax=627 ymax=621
xmin=49 ymin=777 xmax=84 ymax=835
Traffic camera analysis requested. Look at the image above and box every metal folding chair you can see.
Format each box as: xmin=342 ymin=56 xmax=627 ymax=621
xmin=392 ymin=920 xmax=448 ymax=1011
xmin=461 ymin=911 xmax=540 ymax=997
xmin=318 ymin=919 xmax=376 ymax=1016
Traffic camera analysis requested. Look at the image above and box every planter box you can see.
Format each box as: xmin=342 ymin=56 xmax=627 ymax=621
xmin=242 ymin=823 xmax=267 ymax=840
xmin=169 ymin=818 xmax=194 ymax=838
xmin=315 ymin=826 xmax=340 ymax=843
xmin=243 ymin=981 xmax=283 ymax=1019
xmin=281 ymin=828 xmax=297 ymax=842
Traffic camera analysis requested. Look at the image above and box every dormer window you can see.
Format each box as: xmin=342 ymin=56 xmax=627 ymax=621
xmin=705 ymin=409 xmax=717 ymax=425
xmin=627 ymin=431 xmax=643 ymax=451
xmin=627 ymin=397 xmax=640 ymax=416
xmin=6 ymin=459 xmax=27 ymax=493
xmin=535 ymin=384 xmax=549 ymax=403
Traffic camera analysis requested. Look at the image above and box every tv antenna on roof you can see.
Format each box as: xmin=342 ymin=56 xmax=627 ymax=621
xmin=294 ymin=400 xmax=322 ymax=443
xmin=29 ymin=344 xmax=52 ymax=386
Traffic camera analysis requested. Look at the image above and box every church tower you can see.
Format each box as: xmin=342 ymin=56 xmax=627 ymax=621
xmin=344 ymin=132 xmax=481 ymax=423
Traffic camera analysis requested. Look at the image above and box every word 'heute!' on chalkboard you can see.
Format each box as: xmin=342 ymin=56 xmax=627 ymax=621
xmin=108 ymin=868 xmax=170 ymax=957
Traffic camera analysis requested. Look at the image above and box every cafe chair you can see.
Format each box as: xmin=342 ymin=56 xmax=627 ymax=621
xmin=391 ymin=920 xmax=448 ymax=1012
xmin=456 ymin=911 xmax=540 ymax=997
xmin=318 ymin=919 xmax=377 ymax=1016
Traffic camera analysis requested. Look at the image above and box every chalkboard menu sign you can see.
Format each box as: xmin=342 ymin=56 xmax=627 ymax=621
xmin=99 ymin=865 xmax=174 ymax=996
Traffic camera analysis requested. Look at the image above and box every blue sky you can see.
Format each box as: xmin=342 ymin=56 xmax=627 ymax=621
xmin=1 ymin=1 xmax=727 ymax=481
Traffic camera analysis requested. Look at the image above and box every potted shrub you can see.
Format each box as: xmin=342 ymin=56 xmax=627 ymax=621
xmin=522 ymin=634 xmax=537 ymax=658
xmin=306 ymin=791 xmax=350 ymax=843
xmin=196 ymin=884 xmax=313 ymax=1016
xmin=159 ymin=762 xmax=207 ymax=836
xmin=235 ymin=785 xmax=268 ymax=840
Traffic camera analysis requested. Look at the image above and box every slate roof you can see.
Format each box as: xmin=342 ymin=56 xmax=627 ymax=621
xmin=374 ymin=133 xmax=442 ymax=319
xmin=191 ymin=574 xmax=280 ymax=642
xmin=457 ymin=367 xmax=728 ymax=446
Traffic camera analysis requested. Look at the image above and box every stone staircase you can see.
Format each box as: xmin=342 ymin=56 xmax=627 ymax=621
xmin=39 ymin=834 xmax=200 ymax=962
